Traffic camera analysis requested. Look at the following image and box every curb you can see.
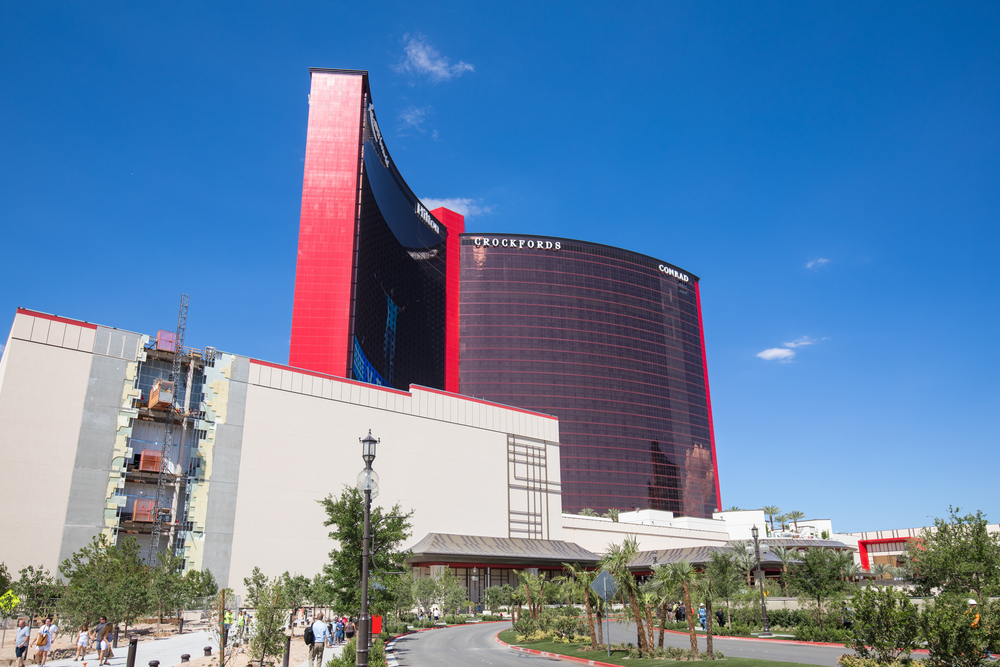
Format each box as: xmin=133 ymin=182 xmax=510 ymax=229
xmin=495 ymin=630 xmax=621 ymax=667
xmin=384 ymin=620 xmax=510 ymax=666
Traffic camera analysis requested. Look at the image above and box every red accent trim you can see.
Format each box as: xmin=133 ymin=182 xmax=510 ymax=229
xmin=414 ymin=561 xmax=565 ymax=570
xmin=412 ymin=384 xmax=559 ymax=421
xmin=431 ymin=207 xmax=465 ymax=395
xmin=250 ymin=359 xmax=411 ymax=396
xmin=694 ymin=282 xmax=721 ymax=510
xmin=289 ymin=70 xmax=366 ymax=377
xmin=857 ymin=537 xmax=912 ymax=569
xmin=16 ymin=308 xmax=98 ymax=330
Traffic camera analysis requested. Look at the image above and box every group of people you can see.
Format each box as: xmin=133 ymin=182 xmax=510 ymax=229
xmin=13 ymin=615 xmax=113 ymax=667
xmin=305 ymin=613 xmax=357 ymax=667
xmin=658 ymin=603 xmax=725 ymax=630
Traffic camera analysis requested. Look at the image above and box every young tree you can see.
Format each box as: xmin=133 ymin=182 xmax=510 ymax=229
xmin=787 ymin=548 xmax=846 ymax=629
xmin=109 ymin=538 xmax=153 ymax=637
xmin=770 ymin=546 xmax=796 ymax=596
xmin=692 ymin=574 xmax=716 ymax=658
xmin=412 ymin=576 xmax=439 ymax=621
xmin=387 ymin=570 xmax=416 ymax=622
xmin=561 ymin=563 xmax=598 ymax=648
xmin=602 ymin=537 xmax=650 ymax=656
xmin=150 ymin=551 xmax=186 ymax=631
xmin=244 ymin=569 xmax=288 ymax=667
xmin=0 ymin=562 xmax=11 ymax=595
xmin=318 ymin=485 xmax=413 ymax=617
xmin=13 ymin=565 xmax=59 ymax=643
xmin=182 ymin=568 xmax=219 ymax=609
xmin=920 ymin=596 xmax=999 ymax=667
xmin=482 ymin=586 xmax=505 ymax=618
xmin=438 ymin=571 xmax=465 ymax=617
xmin=278 ymin=572 xmax=311 ymax=626
xmin=846 ymin=586 xmax=920 ymax=664
xmin=59 ymin=536 xmax=115 ymax=626
xmin=705 ymin=550 xmax=741 ymax=628
xmin=901 ymin=507 xmax=1000 ymax=602
xmin=662 ymin=561 xmax=699 ymax=657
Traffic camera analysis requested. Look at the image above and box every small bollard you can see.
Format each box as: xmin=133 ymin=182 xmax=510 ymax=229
xmin=204 ymin=646 xmax=213 ymax=657
xmin=179 ymin=617 xmax=184 ymax=634
xmin=181 ymin=655 xmax=190 ymax=663
xmin=149 ymin=661 xmax=160 ymax=667
xmin=126 ymin=637 xmax=139 ymax=667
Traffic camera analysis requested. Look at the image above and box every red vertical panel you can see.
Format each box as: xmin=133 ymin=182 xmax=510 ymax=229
xmin=289 ymin=71 xmax=365 ymax=376
xmin=694 ymin=281 xmax=722 ymax=511
xmin=431 ymin=207 xmax=465 ymax=394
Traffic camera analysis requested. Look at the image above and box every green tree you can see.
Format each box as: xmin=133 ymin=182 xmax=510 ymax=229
xmin=0 ymin=562 xmax=11 ymax=596
xmin=244 ymin=569 xmax=288 ymax=667
xmin=181 ymin=568 xmax=219 ymax=608
xmin=309 ymin=573 xmax=337 ymax=609
xmin=109 ymin=538 xmax=153 ymax=636
xmin=705 ymin=550 xmax=741 ymax=628
xmin=920 ymin=596 xmax=999 ymax=667
xmin=602 ymin=509 xmax=620 ymax=522
xmin=723 ymin=505 xmax=742 ymax=512
xmin=762 ymin=506 xmax=781 ymax=533
xmin=14 ymin=565 xmax=60 ymax=627
xmin=438 ymin=571 xmax=465 ymax=616
xmin=661 ymin=560 xmax=699 ymax=657
xmin=785 ymin=511 xmax=805 ymax=533
xmin=786 ymin=548 xmax=846 ymax=629
xmin=59 ymin=536 xmax=115 ymax=626
xmin=150 ymin=551 xmax=186 ymax=627
xmin=692 ymin=573 xmax=717 ymax=658
xmin=730 ymin=541 xmax=756 ymax=585
xmin=482 ymin=585 xmax=505 ymax=617
xmin=387 ymin=570 xmax=415 ymax=622
xmin=901 ymin=507 xmax=1000 ymax=602
xmin=770 ymin=546 xmax=796 ymax=596
xmin=318 ymin=485 xmax=413 ymax=616
xmin=846 ymin=586 xmax=920 ymax=664
xmin=412 ymin=576 xmax=439 ymax=620
xmin=602 ymin=537 xmax=650 ymax=656
xmin=561 ymin=563 xmax=598 ymax=647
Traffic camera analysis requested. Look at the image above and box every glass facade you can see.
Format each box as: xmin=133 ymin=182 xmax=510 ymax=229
xmin=459 ymin=235 xmax=719 ymax=518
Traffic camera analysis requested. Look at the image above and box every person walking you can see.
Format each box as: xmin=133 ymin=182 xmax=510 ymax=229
xmin=344 ymin=618 xmax=356 ymax=642
xmin=308 ymin=613 xmax=330 ymax=667
xmin=35 ymin=618 xmax=54 ymax=667
xmin=15 ymin=620 xmax=30 ymax=667
xmin=93 ymin=616 xmax=111 ymax=666
xmin=74 ymin=623 xmax=90 ymax=661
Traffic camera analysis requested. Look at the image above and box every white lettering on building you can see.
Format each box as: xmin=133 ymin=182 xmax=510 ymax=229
xmin=472 ymin=237 xmax=561 ymax=251
xmin=415 ymin=203 xmax=441 ymax=235
xmin=658 ymin=265 xmax=690 ymax=282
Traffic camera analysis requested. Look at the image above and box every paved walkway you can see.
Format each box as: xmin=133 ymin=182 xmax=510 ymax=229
xmin=42 ymin=631 xmax=216 ymax=667
xmin=296 ymin=642 xmax=344 ymax=667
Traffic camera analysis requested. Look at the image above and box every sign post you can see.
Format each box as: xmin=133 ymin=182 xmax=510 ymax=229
xmin=590 ymin=571 xmax=618 ymax=658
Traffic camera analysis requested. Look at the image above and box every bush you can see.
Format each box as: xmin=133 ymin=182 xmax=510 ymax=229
xmin=920 ymin=596 xmax=999 ymax=667
xmin=324 ymin=636 xmax=387 ymax=667
xmin=480 ymin=614 xmax=503 ymax=621
xmin=796 ymin=624 xmax=848 ymax=643
xmin=846 ymin=587 xmax=920 ymax=663
xmin=443 ymin=614 xmax=467 ymax=625
xmin=713 ymin=623 xmax=756 ymax=637
xmin=837 ymin=656 xmax=914 ymax=667
xmin=511 ymin=617 xmax=539 ymax=638
xmin=627 ymin=646 xmax=726 ymax=660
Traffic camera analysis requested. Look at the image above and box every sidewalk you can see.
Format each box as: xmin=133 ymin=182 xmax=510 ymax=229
xmin=297 ymin=642 xmax=344 ymax=667
xmin=42 ymin=631 xmax=215 ymax=667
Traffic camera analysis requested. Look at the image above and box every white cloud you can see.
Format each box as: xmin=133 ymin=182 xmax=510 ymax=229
xmin=394 ymin=33 xmax=474 ymax=83
xmin=783 ymin=336 xmax=817 ymax=348
xmin=421 ymin=197 xmax=494 ymax=218
xmin=431 ymin=130 xmax=440 ymax=141
xmin=398 ymin=106 xmax=431 ymax=132
xmin=806 ymin=258 xmax=830 ymax=269
xmin=757 ymin=348 xmax=796 ymax=362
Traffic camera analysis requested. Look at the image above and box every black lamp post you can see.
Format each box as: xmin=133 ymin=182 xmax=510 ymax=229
xmin=356 ymin=431 xmax=380 ymax=667
xmin=750 ymin=525 xmax=772 ymax=637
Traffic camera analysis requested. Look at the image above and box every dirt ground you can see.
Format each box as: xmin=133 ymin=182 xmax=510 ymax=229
xmin=180 ymin=628 xmax=311 ymax=667
xmin=0 ymin=621 xmax=212 ymax=667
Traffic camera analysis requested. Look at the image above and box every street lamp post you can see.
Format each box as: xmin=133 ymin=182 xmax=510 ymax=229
xmin=750 ymin=525 xmax=772 ymax=637
xmin=356 ymin=431 xmax=380 ymax=667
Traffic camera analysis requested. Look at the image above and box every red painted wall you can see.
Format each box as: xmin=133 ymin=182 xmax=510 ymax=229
xmin=289 ymin=70 xmax=365 ymax=376
xmin=430 ymin=207 xmax=465 ymax=394
xmin=695 ymin=282 xmax=722 ymax=511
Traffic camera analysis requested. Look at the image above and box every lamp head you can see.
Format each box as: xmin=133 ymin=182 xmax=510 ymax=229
xmin=751 ymin=525 xmax=759 ymax=540
xmin=361 ymin=430 xmax=379 ymax=467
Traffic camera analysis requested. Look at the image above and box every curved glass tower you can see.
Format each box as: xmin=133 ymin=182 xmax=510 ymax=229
xmin=289 ymin=69 xmax=463 ymax=391
xmin=459 ymin=234 xmax=720 ymax=518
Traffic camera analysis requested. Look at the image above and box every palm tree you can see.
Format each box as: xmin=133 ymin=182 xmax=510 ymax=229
xmin=663 ymin=560 xmax=700 ymax=658
xmin=638 ymin=583 xmax=658 ymax=651
xmin=692 ymin=574 xmax=717 ymax=658
xmin=561 ymin=563 xmax=598 ymax=648
xmin=770 ymin=546 xmax=796 ymax=596
xmin=723 ymin=505 xmax=742 ymax=512
xmin=602 ymin=508 xmax=620 ymax=522
xmin=730 ymin=540 xmax=756 ymax=585
xmin=705 ymin=550 xmax=741 ymax=628
xmin=601 ymin=536 xmax=650 ymax=656
xmin=762 ymin=506 xmax=781 ymax=533
xmin=578 ymin=508 xmax=599 ymax=517
xmin=647 ymin=567 xmax=676 ymax=648
xmin=785 ymin=510 xmax=806 ymax=533
xmin=870 ymin=563 xmax=891 ymax=580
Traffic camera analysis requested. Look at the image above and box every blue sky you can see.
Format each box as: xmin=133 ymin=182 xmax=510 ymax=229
xmin=2 ymin=2 xmax=997 ymax=533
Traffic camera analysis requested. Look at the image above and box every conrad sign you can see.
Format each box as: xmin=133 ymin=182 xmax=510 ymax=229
xmin=658 ymin=264 xmax=690 ymax=282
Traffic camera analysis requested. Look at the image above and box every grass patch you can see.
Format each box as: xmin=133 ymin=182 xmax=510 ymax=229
xmin=497 ymin=629 xmax=828 ymax=667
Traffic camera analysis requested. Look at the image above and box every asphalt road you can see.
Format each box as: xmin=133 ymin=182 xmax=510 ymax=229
xmin=389 ymin=621 xmax=852 ymax=667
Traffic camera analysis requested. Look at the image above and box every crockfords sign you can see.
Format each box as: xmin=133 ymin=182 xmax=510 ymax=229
xmin=472 ymin=237 xmax=562 ymax=251
xmin=415 ymin=203 xmax=441 ymax=235
xmin=658 ymin=265 xmax=690 ymax=282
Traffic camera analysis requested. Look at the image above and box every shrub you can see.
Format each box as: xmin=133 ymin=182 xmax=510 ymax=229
xmin=324 ymin=637 xmax=387 ymax=667
xmin=627 ymin=646 xmax=726 ymax=660
xmin=837 ymin=656 xmax=914 ymax=667
xmin=480 ymin=614 xmax=503 ymax=621
xmin=511 ymin=617 xmax=539 ymax=637
xmin=920 ymin=596 xmax=999 ymax=667
xmin=846 ymin=587 xmax=920 ymax=663
xmin=796 ymin=624 xmax=848 ymax=644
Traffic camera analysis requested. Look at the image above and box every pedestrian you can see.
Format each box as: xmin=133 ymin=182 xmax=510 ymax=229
xmin=15 ymin=620 xmax=30 ymax=667
xmin=93 ymin=616 xmax=111 ymax=666
xmin=335 ymin=618 xmax=345 ymax=645
xmin=345 ymin=618 xmax=356 ymax=641
xmin=74 ymin=623 xmax=90 ymax=661
xmin=698 ymin=604 xmax=706 ymax=630
xmin=715 ymin=609 xmax=724 ymax=628
xmin=308 ymin=613 xmax=330 ymax=667
xmin=35 ymin=618 xmax=53 ymax=667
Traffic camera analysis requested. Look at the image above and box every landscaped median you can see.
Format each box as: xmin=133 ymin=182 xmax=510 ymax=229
xmin=495 ymin=629 xmax=827 ymax=667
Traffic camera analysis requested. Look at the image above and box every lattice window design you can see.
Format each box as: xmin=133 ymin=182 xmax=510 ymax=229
xmin=507 ymin=435 xmax=560 ymax=540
